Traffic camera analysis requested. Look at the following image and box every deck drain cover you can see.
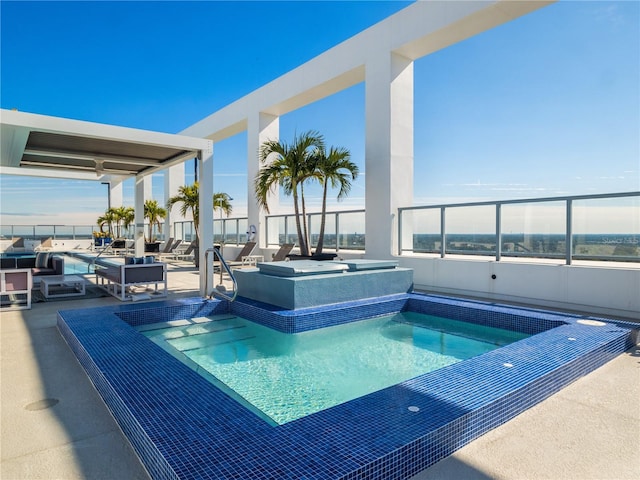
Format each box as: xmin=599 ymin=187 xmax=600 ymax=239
xmin=25 ymin=398 xmax=59 ymax=411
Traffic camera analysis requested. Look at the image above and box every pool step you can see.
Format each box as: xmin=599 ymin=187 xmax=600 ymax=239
xmin=167 ymin=324 xmax=253 ymax=352
xmin=137 ymin=315 xmax=239 ymax=334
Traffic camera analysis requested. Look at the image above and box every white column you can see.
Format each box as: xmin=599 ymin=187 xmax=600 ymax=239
xmin=364 ymin=51 xmax=414 ymax=258
xmin=109 ymin=180 xmax=124 ymax=208
xmin=134 ymin=176 xmax=146 ymax=256
xmin=164 ymin=163 xmax=185 ymax=239
xmin=247 ymin=112 xmax=279 ymax=247
xmin=143 ymin=175 xmax=152 ymax=199
xmin=199 ymin=141 xmax=214 ymax=295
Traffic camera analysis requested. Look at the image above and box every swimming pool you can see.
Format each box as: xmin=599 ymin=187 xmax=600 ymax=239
xmin=57 ymin=293 xmax=635 ymax=479
xmin=140 ymin=312 xmax=530 ymax=425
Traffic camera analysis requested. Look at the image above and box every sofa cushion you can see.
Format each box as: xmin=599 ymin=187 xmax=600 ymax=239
xmin=125 ymin=256 xmax=146 ymax=265
xmin=31 ymin=268 xmax=56 ymax=277
xmin=16 ymin=257 xmax=36 ymax=269
xmin=0 ymin=258 xmax=17 ymax=269
xmin=35 ymin=252 xmax=50 ymax=268
xmin=50 ymin=256 xmax=64 ymax=275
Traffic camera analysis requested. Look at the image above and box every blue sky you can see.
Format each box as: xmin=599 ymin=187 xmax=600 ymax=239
xmin=1 ymin=0 xmax=638 ymax=227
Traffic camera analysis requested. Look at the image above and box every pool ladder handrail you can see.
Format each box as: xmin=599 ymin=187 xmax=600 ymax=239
xmin=205 ymin=246 xmax=238 ymax=302
xmin=88 ymin=241 xmax=116 ymax=273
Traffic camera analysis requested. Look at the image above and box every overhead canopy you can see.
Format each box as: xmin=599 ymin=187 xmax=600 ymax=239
xmin=0 ymin=109 xmax=210 ymax=182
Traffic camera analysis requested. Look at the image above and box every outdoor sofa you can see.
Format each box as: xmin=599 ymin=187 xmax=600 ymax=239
xmin=0 ymin=252 xmax=64 ymax=278
xmin=95 ymin=256 xmax=167 ymax=301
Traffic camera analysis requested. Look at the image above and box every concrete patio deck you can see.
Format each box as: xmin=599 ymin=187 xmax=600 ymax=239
xmin=1 ymin=263 xmax=638 ymax=479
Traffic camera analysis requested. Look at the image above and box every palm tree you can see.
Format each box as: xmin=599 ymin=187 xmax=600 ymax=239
xmin=112 ymin=206 xmax=134 ymax=238
xmin=256 ymin=131 xmax=324 ymax=256
xmin=167 ymin=182 xmax=233 ymax=244
xmin=167 ymin=183 xmax=200 ymax=240
xmin=314 ymin=146 xmax=358 ymax=254
xmin=98 ymin=206 xmax=133 ymax=238
xmin=213 ymin=192 xmax=233 ymax=217
xmin=143 ymin=199 xmax=167 ymax=243
xmin=96 ymin=209 xmax=117 ymax=238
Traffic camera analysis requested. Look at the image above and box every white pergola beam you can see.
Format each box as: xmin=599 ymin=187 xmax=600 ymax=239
xmin=180 ymin=0 xmax=554 ymax=259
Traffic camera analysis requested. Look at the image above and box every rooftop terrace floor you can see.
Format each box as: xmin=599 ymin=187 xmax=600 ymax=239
xmin=1 ymin=262 xmax=638 ymax=479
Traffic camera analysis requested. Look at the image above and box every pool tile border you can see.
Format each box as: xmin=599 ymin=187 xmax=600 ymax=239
xmin=57 ymin=294 xmax=635 ymax=479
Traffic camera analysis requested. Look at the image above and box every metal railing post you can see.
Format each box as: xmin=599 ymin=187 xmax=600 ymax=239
xmin=335 ymin=212 xmax=340 ymax=253
xmin=566 ymin=199 xmax=573 ymax=265
xmin=440 ymin=207 xmax=446 ymax=258
xmin=398 ymin=208 xmax=403 ymax=256
xmin=496 ymin=204 xmax=502 ymax=261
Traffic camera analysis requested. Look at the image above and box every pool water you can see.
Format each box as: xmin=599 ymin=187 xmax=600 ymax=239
xmin=140 ymin=312 xmax=529 ymax=425
xmin=63 ymin=255 xmax=95 ymax=274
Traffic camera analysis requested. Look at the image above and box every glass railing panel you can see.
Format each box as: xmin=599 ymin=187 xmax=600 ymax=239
xmin=572 ymin=196 xmax=639 ymax=261
xmin=237 ymin=219 xmax=249 ymax=244
xmin=265 ymin=216 xmax=285 ymax=246
xmin=501 ymin=201 xmax=566 ymax=259
xmin=3 ymin=225 xmax=35 ymax=238
xmin=73 ymin=226 xmax=94 ymax=239
xmin=283 ymin=216 xmax=298 ymax=246
xmin=404 ymin=208 xmax=440 ymax=254
xmin=307 ymin=213 xmax=320 ymax=250
xmin=337 ymin=211 xmax=365 ymax=250
xmin=174 ymin=222 xmax=185 ymax=242
xmin=223 ymin=219 xmax=239 ymax=245
xmin=444 ymin=206 xmax=496 ymax=256
xmin=308 ymin=213 xmax=337 ymax=250
xmin=33 ymin=225 xmax=55 ymax=239
xmin=213 ymin=219 xmax=223 ymax=244
xmin=53 ymin=226 xmax=75 ymax=239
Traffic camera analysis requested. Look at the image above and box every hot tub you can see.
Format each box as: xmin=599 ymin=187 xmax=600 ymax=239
xmin=235 ymin=259 xmax=412 ymax=309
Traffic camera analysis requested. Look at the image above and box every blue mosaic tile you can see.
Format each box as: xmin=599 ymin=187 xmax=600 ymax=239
xmin=57 ymin=293 xmax=635 ymax=480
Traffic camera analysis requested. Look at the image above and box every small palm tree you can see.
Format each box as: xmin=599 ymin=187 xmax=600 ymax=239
xmin=144 ymin=199 xmax=167 ymax=243
xmin=214 ymin=192 xmax=233 ymax=217
xmin=256 ymin=131 xmax=324 ymax=256
xmin=96 ymin=209 xmax=117 ymax=238
xmin=167 ymin=183 xmax=200 ymax=240
xmin=314 ymin=146 xmax=358 ymax=254
xmin=167 ymin=182 xmax=233 ymax=244
xmin=112 ymin=206 xmax=135 ymax=238
xmin=98 ymin=206 xmax=134 ymax=238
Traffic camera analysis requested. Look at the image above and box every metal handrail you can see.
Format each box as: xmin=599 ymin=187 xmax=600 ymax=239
xmin=89 ymin=241 xmax=116 ymax=272
xmin=204 ymin=247 xmax=238 ymax=302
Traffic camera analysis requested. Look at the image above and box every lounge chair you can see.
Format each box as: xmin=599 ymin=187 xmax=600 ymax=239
xmin=160 ymin=238 xmax=175 ymax=254
xmin=167 ymin=239 xmax=198 ymax=261
xmin=157 ymin=239 xmax=183 ymax=260
xmin=271 ymin=243 xmax=295 ymax=262
xmin=222 ymin=242 xmax=257 ymax=269
xmin=110 ymin=239 xmax=134 ymax=256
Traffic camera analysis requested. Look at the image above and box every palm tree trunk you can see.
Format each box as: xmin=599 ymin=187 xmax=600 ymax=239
xmin=292 ymin=188 xmax=308 ymax=255
xmin=316 ymin=182 xmax=329 ymax=254
xmin=300 ymin=182 xmax=311 ymax=254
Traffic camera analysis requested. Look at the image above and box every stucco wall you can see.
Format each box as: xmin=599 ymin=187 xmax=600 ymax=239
xmin=399 ymin=256 xmax=640 ymax=320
